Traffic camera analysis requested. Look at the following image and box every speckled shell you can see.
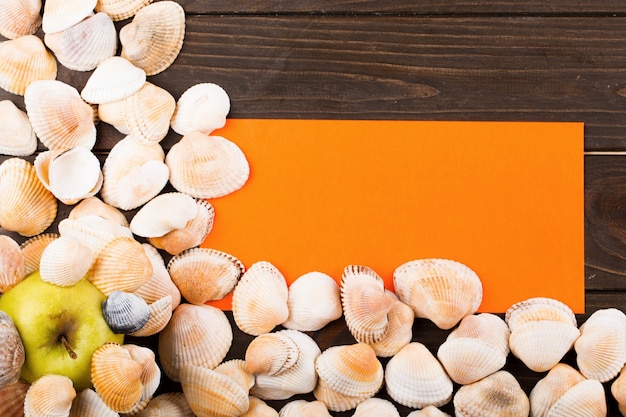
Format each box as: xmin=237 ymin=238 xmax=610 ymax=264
xmin=95 ymin=0 xmax=153 ymax=21
xmin=0 ymin=379 xmax=30 ymax=417
xmin=575 ymin=308 xmax=626 ymax=382
xmin=132 ymin=392 xmax=193 ymax=417
xmin=44 ymin=12 xmax=117 ymax=72
xmin=0 ymin=0 xmax=41 ymax=39
xmin=453 ymin=371 xmax=529 ymax=417
xmin=0 ymin=100 xmax=37 ymax=157
xmin=158 ymin=303 xmax=233 ymax=382
xmin=167 ymin=247 xmax=243 ymax=305
xmin=129 ymin=192 xmax=198 ymax=238
xmin=102 ymin=290 xmax=150 ymax=334
xmin=129 ymin=295 xmax=173 ymax=337
xmin=39 ymin=235 xmax=93 ymax=286
xmin=0 ymin=312 xmax=24 ymax=389
xmin=170 ymin=83 xmax=230 ymax=135
xmin=69 ymin=388 xmax=118 ymax=417
xmin=232 ymin=261 xmax=289 ymax=336
xmin=384 ymin=342 xmax=453 ymax=409
xmin=41 ymin=0 xmax=96 ymax=34
xmin=406 ymin=406 xmax=452 ymax=417
xmin=369 ymin=295 xmax=414 ymax=357
xmin=165 ymin=132 xmax=250 ymax=199
xmin=20 ymin=233 xmax=59 ymax=276
xmin=120 ymin=1 xmax=185 ymax=76
xmin=0 ymin=235 xmax=25 ymax=293
xmin=0 ymin=35 xmax=57 ymax=96
xmin=24 ymin=374 xmax=76 ymax=417
xmin=25 ymin=79 xmax=97 ymax=150
xmin=393 ymin=258 xmax=483 ymax=330
xmin=69 ymin=196 xmax=129 ymax=227
xmin=0 ymin=157 xmax=57 ymax=237
xmin=528 ymin=363 xmax=586 ymax=417
xmin=278 ymin=400 xmax=332 ymax=417
xmin=133 ymin=243 xmax=181 ymax=309
xmin=242 ymin=396 xmax=280 ymax=417
xmin=352 ymin=398 xmax=400 ymax=417
xmin=81 ymin=56 xmax=146 ymax=104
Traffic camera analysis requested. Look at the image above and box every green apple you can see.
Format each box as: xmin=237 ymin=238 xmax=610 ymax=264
xmin=0 ymin=270 xmax=124 ymax=391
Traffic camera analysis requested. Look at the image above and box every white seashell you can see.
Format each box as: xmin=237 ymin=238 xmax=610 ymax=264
xmin=406 ymin=406 xmax=452 ymax=417
xmin=0 ymin=35 xmax=57 ymax=96
xmin=453 ymin=371 xmax=529 ymax=417
xmin=242 ymin=396 xmax=279 ymax=417
xmin=352 ymin=398 xmax=400 ymax=417
xmin=131 ymin=392 xmax=193 ymax=417
xmin=95 ymin=0 xmax=153 ymax=21
xmin=58 ymin=215 xmax=133 ymax=259
xmin=0 ymin=100 xmax=37 ymax=157
xmin=0 ymin=311 xmax=24 ymax=389
xmin=540 ymin=378 xmax=606 ymax=417
xmin=129 ymin=192 xmax=198 ymax=238
xmin=69 ymin=388 xmax=118 ymax=417
xmin=369 ymin=295 xmax=414 ymax=357
xmin=214 ymin=359 xmax=255 ymax=394
xmin=102 ymin=290 xmax=151 ymax=334
xmin=68 ymin=196 xmax=129 ymax=227
xmin=0 ymin=235 xmax=25 ymax=293
xmin=612 ymin=366 xmax=626 ymax=417
xmin=21 ymin=232 xmax=59 ymax=276
xmin=24 ymin=374 xmax=76 ymax=417
xmin=170 ymin=83 xmax=230 ymax=135
xmin=0 ymin=0 xmax=41 ymax=39
xmin=44 ymin=12 xmax=117 ymax=72
xmin=529 ymin=363 xmax=586 ymax=417
xmin=42 ymin=0 xmax=96 ymax=34
xmin=81 ymin=56 xmax=146 ymax=104
xmin=278 ymin=400 xmax=332 ymax=417
xmin=505 ymin=297 xmax=577 ymax=332
xmin=39 ymin=235 xmax=93 ymax=286
xmin=133 ymin=243 xmax=181 ymax=310
xmin=123 ymin=344 xmax=161 ymax=414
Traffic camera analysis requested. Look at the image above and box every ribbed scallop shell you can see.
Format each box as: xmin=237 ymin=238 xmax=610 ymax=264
xmin=170 ymin=83 xmax=231 ymax=135
xmin=249 ymin=330 xmax=321 ymax=401
xmin=39 ymin=235 xmax=93 ymax=286
xmin=69 ymin=196 xmax=129 ymax=227
xmin=58 ymin=215 xmax=133 ymax=259
xmin=0 ymin=35 xmax=57 ymax=96
xmin=95 ymin=0 xmax=153 ymax=21
xmin=575 ymin=308 xmax=626 ymax=382
xmin=87 ymin=235 xmax=153 ymax=295
xmin=25 ymin=79 xmax=97 ymax=150
xmin=158 ymin=303 xmax=233 ymax=382
xmin=132 ymin=392 xmax=193 ymax=417
xmin=0 ymin=312 xmax=24 ymax=389
xmin=232 ymin=261 xmax=289 ymax=336
xmin=282 ymin=271 xmax=343 ymax=332
xmin=393 ymin=258 xmax=483 ymax=330
xmin=69 ymin=388 xmax=118 ymax=417
xmin=24 ymin=374 xmax=76 ymax=417
xmin=129 ymin=192 xmax=198 ymax=238
xmin=44 ymin=12 xmax=117 ymax=72
xmin=180 ymin=364 xmax=250 ymax=417
xmin=612 ymin=366 xmax=626 ymax=415
xmin=215 ymin=359 xmax=255 ymax=394
xmin=278 ymin=400 xmax=332 ymax=417
xmin=41 ymin=0 xmax=96 ymax=34
xmin=505 ymin=297 xmax=577 ymax=332
xmin=407 ymin=406 xmax=452 ymax=417
xmin=123 ymin=344 xmax=161 ymax=414
xmin=0 ymin=0 xmax=41 ymax=39
xmin=120 ymin=1 xmax=185 ymax=76
xmin=453 ymin=371 xmax=529 ymax=417
xmin=0 ymin=157 xmax=57 ymax=237
xmin=167 ymin=247 xmax=243 ymax=305
xmin=528 ymin=363 xmax=586 ymax=417
xmin=544 ymin=379 xmax=606 ymax=417
xmin=149 ymin=199 xmax=213 ymax=255
xmin=91 ymin=343 xmax=143 ymax=413
xmin=81 ymin=56 xmax=146 ymax=104
xmin=0 ymin=379 xmax=30 ymax=417
xmin=102 ymin=290 xmax=150 ymax=334
xmin=20 ymin=233 xmax=59 ymax=276
xmin=0 ymin=100 xmax=37 ymax=157
xmin=129 ymin=295 xmax=173 ymax=337
xmin=384 ymin=342 xmax=453 ymax=409
xmin=242 ymin=396 xmax=279 ymax=417
xmin=244 ymin=332 xmax=298 ymax=378
xmin=341 ymin=265 xmax=396 ymax=344
xmin=353 ymin=398 xmax=400 ymax=417
xmin=312 ymin=376 xmax=372 ymax=413
xmin=133 ymin=243 xmax=181 ymax=309
xmin=165 ymin=132 xmax=250 ymax=199
xmin=369 ymin=295 xmax=414 ymax=357
xmin=0 ymin=235 xmax=25 ymax=293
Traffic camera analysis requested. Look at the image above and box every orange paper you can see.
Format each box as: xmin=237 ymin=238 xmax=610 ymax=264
xmin=203 ymin=119 xmax=584 ymax=313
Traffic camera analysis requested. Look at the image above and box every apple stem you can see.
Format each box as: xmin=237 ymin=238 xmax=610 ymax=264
xmin=60 ymin=335 xmax=77 ymax=360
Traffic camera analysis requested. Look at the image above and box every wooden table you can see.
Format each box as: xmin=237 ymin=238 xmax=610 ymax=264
xmin=1 ymin=1 xmax=626 ymax=415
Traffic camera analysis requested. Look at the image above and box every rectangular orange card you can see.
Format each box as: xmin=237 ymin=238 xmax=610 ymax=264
xmin=203 ymin=119 xmax=585 ymax=313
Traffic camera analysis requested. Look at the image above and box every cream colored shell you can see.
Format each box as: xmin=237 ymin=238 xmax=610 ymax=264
xmin=81 ymin=56 xmax=146 ymax=104
xmin=24 ymin=374 xmax=76 ymax=417
xmin=170 ymin=83 xmax=230 ymax=135
xmin=95 ymin=0 xmax=153 ymax=21
xmin=453 ymin=371 xmax=529 ymax=417
xmin=69 ymin=388 xmax=118 ymax=417
xmin=41 ymin=0 xmax=96 ymax=34
xmin=0 ymin=35 xmax=57 ymax=96
xmin=0 ymin=0 xmax=41 ymax=39
xmin=0 ymin=100 xmax=37 ymax=157
xmin=0 ymin=235 xmax=25 ymax=293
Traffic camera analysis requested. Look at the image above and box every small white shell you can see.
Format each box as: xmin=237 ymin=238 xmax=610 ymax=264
xmin=39 ymin=235 xmax=93 ymax=286
xmin=41 ymin=0 xmax=96 ymax=34
xmin=0 ymin=100 xmax=37 ymax=157
xmin=278 ymin=400 xmax=332 ymax=417
xmin=129 ymin=192 xmax=198 ymax=238
xmin=81 ymin=56 xmax=146 ymax=104
xmin=170 ymin=83 xmax=230 ymax=135
xmin=352 ymin=398 xmax=400 ymax=417
xmin=95 ymin=0 xmax=153 ymax=21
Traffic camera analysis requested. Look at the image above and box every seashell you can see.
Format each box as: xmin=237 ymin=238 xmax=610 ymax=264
xmin=393 ymin=258 xmax=483 ymax=330
xmin=0 ymin=312 xmax=24 ymax=389
xmin=25 ymin=79 xmax=97 ymax=150
xmin=87 ymin=235 xmax=153 ymax=296
xmin=44 ymin=12 xmax=117 ymax=72
xmin=123 ymin=344 xmax=161 ymax=414
xmin=0 ymin=35 xmax=57 ymax=96
xmin=69 ymin=196 xmax=129 ymax=227
xmin=69 ymin=388 xmax=118 ymax=417
xmin=81 ymin=56 xmax=146 ymax=104
xmin=129 ymin=192 xmax=198 ymax=238
xmin=167 ymin=247 xmax=243 ymax=305
xmin=99 ymin=82 xmax=176 ymax=145
xmin=612 ymin=366 xmax=626 ymax=416
xmin=246 ymin=332 xmax=301 ymax=377
xmin=505 ymin=297 xmax=577 ymax=332
xmin=278 ymin=400 xmax=332 ymax=417
xmin=58 ymin=215 xmax=133 ymax=259
xmin=41 ymin=0 xmax=96 ymax=34
xmin=149 ymin=199 xmax=214 ymax=256
xmin=341 ymin=265 xmax=396 ymax=344
xmin=242 ymin=396 xmax=279 ymax=417
xmin=39 ymin=235 xmax=93 ymax=286
xmin=215 ymin=360 xmax=255 ymax=394
xmin=180 ymin=364 xmax=250 ymax=417
xmin=453 ymin=370 xmax=529 ymax=417
xmin=102 ymin=290 xmax=150 ymax=334
xmin=575 ymin=308 xmax=626 ymax=382
xmin=352 ymin=398 xmax=400 ymax=417
xmin=132 ymin=392 xmax=193 ymax=417
xmin=542 ymin=378 xmax=606 ymax=417
xmin=437 ymin=313 xmax=510 ymax=385
xmin=24 ymin=374 xmax=76 ymax=417
xmin=369 ymin=295 xmax=414 ymax=357
xmin=91 ymin=342 xmax=143 ymax=413
xmin=95 ymin=0 xmax=153 ymax=21
xmin=0 ymin=157 xmax=57 ymax=237
xmin=384 ymin=342 xmax=453 ymax=409
xmin=0 ymin=100 xmax=37 ymax=157
xmin=20 ymin=233 xmax=59 ymax=276
xmin=0 ymin=235 xmax=25 ymax=293
xmin=406 ymin=406 xmax=452 ymax=417
xmin=158 ymin=303 xmax=233 ymax=382
xmin=282 ymin=271 xmax=343 ymax=332
xmin=133 ymin=243 xmax=181 ymax=309
xmin=165 ymin=131 xmax=250 ymax=199
xmin=0 ymin=379 xmax=30 ymax=417
xmin=170 ymin=83 xmax=231 ymax=136
xmin=249 ymin=330 xmax=321 ymax=401
xmin=232 ymin=261 xmax=289 ymax=336
xmin=528 ymin=363 xmax=586 ymax=417
xmin=120 ymin=1 xmax=185 ymax=76
xmin=100 ymin=136 xmax=168 ymax=210
xmin=129 ymin=295 xmax=173 ymax=337
xmin=0 ymin=0 xmax=41 ymax=39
